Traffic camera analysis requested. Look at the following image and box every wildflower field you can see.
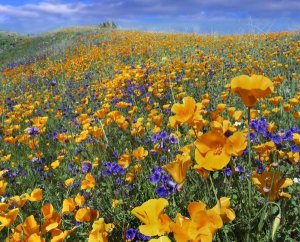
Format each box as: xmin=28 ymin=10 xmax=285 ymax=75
xmin=0 ymin=29 xmax=299 ymax=241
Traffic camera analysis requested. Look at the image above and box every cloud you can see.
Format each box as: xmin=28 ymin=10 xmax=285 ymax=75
xmin=0 ymin=0 xmax=299 ymax=34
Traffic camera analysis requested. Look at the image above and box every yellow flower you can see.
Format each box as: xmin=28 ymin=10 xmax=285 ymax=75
xmin=75 ymin=207 xmax=99 ymax=222
xmin=88 ymin=217 xmax=114 ymax=242
xmin=194 ymin=131 xmax=247 ymax=171
xmin=163 ymin=154 xmax=192 ymax=185
xmin=41 ymin=203 xmax=61 ymax=234
xmin=131 ymin=198 xmax=171 ymax=236
xmin=133 ymin=146 xmax=148 ymax=161
xmin=231 ymin=75 xmax=274 ymax=107
xmin=0 ymin=208 xmax=19 ymax=230
xmin=62 ymin=198 xmax=76 ymax=214
xmin=171 ymin=200 xmax=224 ymax=242
xmin=170 ymin=96 xmax=196 ymax=124
xmin=211 ymin=197 xmax=236 ymax=223
xmin=1 ymin=154 xmax=11 ymax=162
xmin=64 ymin=178 xmax=74 ymax=187
xmin=0 ymin=180 xmax=7 ymax=196
xmin=51 ymin=160 xmax=60 ymax=169
xmin=81 ymin=173 xmax=96 ymax=190
xmin=111 ymin=199 xmax=120 ymax=208
xmin=149 ymin=236 xmax=171 ymax=242
xmin=27 ymin=188 xmax=43 ymax=202
xmin=118 ymin=153 xmax=132 ymax=168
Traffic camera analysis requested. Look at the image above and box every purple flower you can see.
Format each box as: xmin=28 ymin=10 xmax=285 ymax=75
xmin=101 ymin=162 xmax=125 ymax=177
xmin=224 ymin=130 xmax=233 ymax=137
xmin=243 ymin=148 xmax=249 ymax=156
xmin=50 ymin=80 xmax=57 ymax=86
xmin=159 ymin=130 xmax=168 ymax=140
xmin=235 ymin=164 xmax=244 ymax=173
xmin=151 ymin=133 xmax=159 ymax=143
xmin=291 ymin=144 xmax=299 ymax=153
xmin=256 ymin=165 xmax=265 ymax=174
xmin=82 ymin=162 xmax=92 ymax=173
xmin=156 ymin=185 xmax=169 ymax=197
xmin=161 ymin=173 xmax=171 ymax=184
xmin=224 ymin=167 xmax=232 ymax=176
xmin=248 ymin=132 xmax=256 ymax=141
xmin=271 ymin=134 xmax=282 ymax=145
xmin=27 ymin=126 xmax=39 ymax=137
xmin=68 ymin=163 xmax=74 ymax=171
xmin=136 ymin=230 xmax=151 ymax=241
xmin=149 ymin=170 xmax=161 ymax=184
xmin=112 ymin=151 xmax=119 ymax=159
xmin=282 ymin=131 xmax=293 ymax=141
xmin=169 ymin=135 xmax=178 ymax=144
xmin=125 ymin=228 xmax=136 ymax=240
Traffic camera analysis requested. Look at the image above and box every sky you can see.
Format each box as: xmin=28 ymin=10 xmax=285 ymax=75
xmin=0 ymin=0 xmax=299 ymax=34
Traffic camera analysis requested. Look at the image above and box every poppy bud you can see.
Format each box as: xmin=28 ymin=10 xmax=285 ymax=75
xmin=271 ymin=213 xmax=281 ymax=241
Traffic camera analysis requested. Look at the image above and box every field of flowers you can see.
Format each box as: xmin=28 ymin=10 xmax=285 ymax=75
xmin=0 ymin=30 xmax=299 ymax=241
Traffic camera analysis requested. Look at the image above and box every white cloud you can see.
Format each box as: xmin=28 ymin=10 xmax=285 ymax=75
xmin=0 ymin=1 xmax=89 ymax=18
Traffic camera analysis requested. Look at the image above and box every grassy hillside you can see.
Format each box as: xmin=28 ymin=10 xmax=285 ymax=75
xmin=0 ymin=26 xmax=114 ymax=69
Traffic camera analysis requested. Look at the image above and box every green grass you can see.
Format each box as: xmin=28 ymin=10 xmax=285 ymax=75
xmin=0 ymin=26 xmax=115 ymax=69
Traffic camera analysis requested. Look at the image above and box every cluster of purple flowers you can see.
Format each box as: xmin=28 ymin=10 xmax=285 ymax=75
xmin=224 ymin=164 xmax=246 ymax=179
xmin=250 ymin=117 xmax=299 ymax=154
xmin=151 ymin=130 xmax=178 ymax=153
xmin=31 ymin=157 xmax=53 ymax=181
xmin=149 ymin=166 xmax=177 ymax=197
xmin=101 ymin=162 xmax=125 ymax=177
xmin=68 ymin=162 xmax=80 ymax=177
xmin=125 ymin=228 xmax=151 ymax=241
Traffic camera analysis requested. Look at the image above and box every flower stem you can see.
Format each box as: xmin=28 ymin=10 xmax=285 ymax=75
xmin=209 ymin=175 xmax=219 ymax=205
xmin=247 ymin=107 xmax=252 ymax=237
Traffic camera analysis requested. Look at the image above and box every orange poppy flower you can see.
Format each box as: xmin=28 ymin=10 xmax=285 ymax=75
xmin=0 ymin=180 xmax=7 ymax=195
xmin=88 ymin=217 xmax=114 ymax=242
xmin=23 ymin=215 xmax=40 ymax=238
xmin=194 ymin=131 xmax=247 ymax=171
xmin=231 ymin=75 xmax=274 ymax=108
xmin=171 ymin=200 xmax=223 ymax=242
xmin=211 ymin=197 xmax=236 ymax=223
xmin=170 ymin=96 xmax=196 ymax=124
xmin=81 ymin=173 xmax=96 ymax=190
xmin=51 ymin=228 xmax=74 ymax=242
xmin=252 ymin=170 xmax=293 ymax=201
xmin=0 ymin=208 xmax=19 ymax=230
xmin=118 ymin=153 xmax=132 ymax=168
xmin=62 ymin=198 xmax=76 ymax=214
xmin=75 ymin=207 xmax=99 ymax=222
xmin=133 ymin=146 xmax=148 ymax=161
xmin=27 ymin=188 xmax=43 ymax=202
xmin=131 ymin=198 xmax=171 ymax=236
xmin=163 ymin=154 xmax=192 ymax=185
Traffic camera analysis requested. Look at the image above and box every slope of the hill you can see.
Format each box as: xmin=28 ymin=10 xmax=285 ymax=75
xmin=0 ymin=26 xmax=114 ymax=69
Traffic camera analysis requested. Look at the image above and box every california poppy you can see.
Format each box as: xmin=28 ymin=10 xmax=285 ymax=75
xmin=163 ymin=154 xmax=192 ymax=185
xmin=231 ymin=75 xmax=274 ymax=108
xmin=194 ymin=131 xmax=247 ymax=171
xmin=131 ymin=198 xmax=171 ymax=236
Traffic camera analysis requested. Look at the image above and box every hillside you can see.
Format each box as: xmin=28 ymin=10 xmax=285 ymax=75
xmin=0 ymin=26 xmax=114 ymax=69
xmin=0 ymin=29 xmax=299 ymax=241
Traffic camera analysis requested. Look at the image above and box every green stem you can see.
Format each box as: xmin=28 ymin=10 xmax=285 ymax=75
xmin=247 ymin=107 xmax=252 ymax=241
xmin=209 ymin=175 xmax=219 ymax=205
xmin=247 ymin=107 xmax=252 ymax=209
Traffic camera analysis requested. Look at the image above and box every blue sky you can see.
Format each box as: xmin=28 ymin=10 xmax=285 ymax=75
xmin=0 ymin=0 xmax=299 ymax=34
